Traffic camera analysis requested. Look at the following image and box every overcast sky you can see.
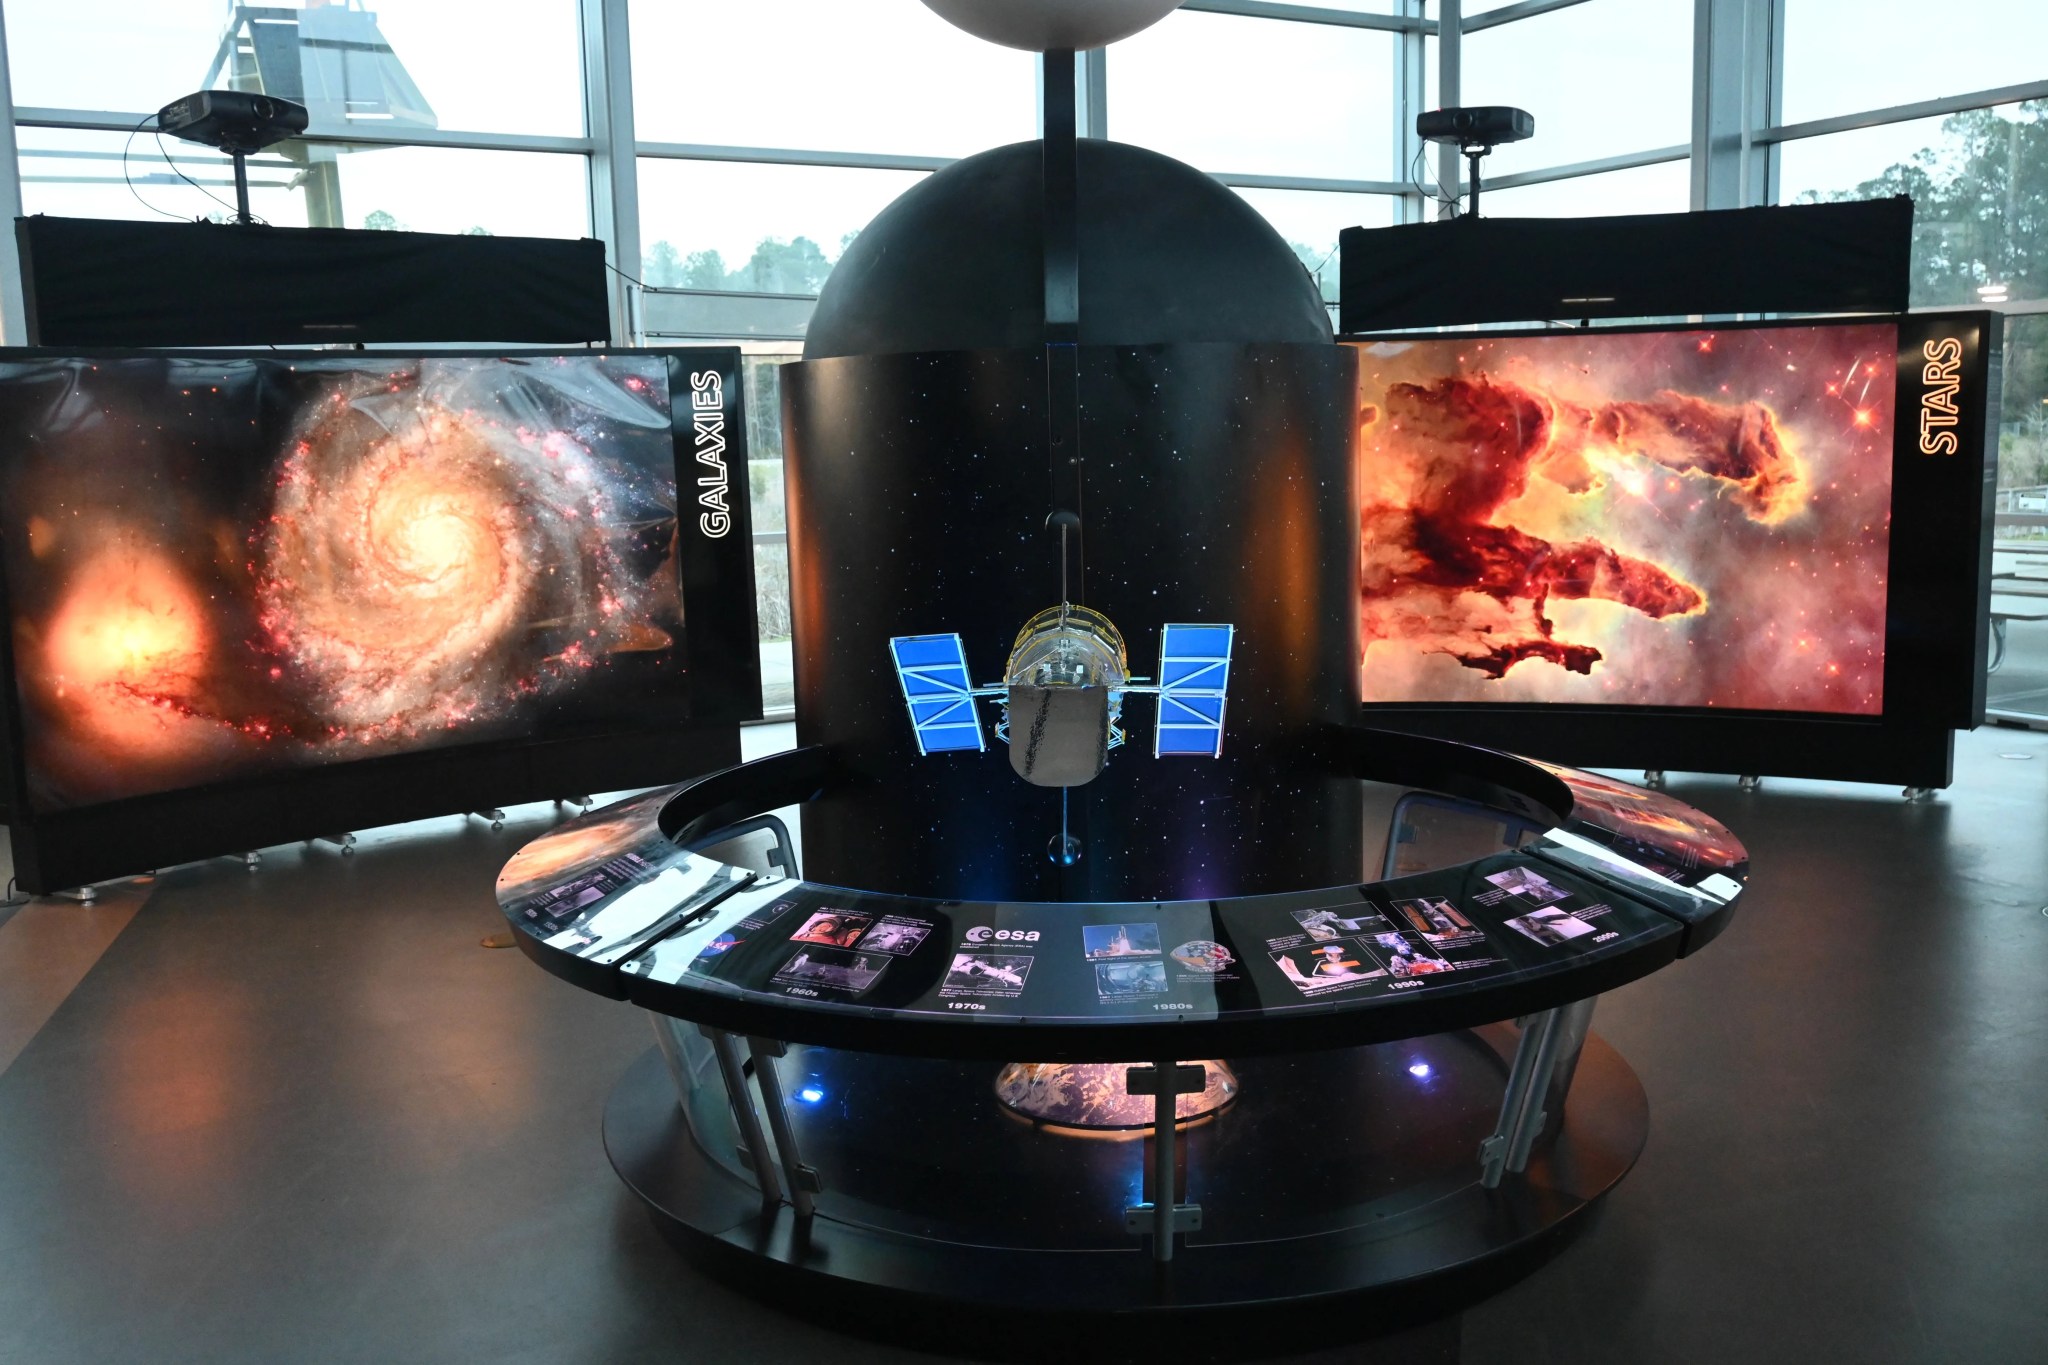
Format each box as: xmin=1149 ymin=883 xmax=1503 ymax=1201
xmin=6 ymin=0 xmax=2045 ymax=260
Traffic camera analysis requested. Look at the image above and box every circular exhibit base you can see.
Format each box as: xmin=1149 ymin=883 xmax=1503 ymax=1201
xmin=604 ymin=1026 xmax=1649 ymax=1348
xmin=993 ymin=1059 xmax=1239 ymax=1128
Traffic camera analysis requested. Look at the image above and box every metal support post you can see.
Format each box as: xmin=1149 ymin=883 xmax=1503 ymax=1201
xmin=747 ymin=1038 xmax=822 ymax=1218
xmin=1504 ymin=1007 xmax=1574 ymax=1174
xmin=701 ymin=1026 xmax=782 ymax=1206
xmin=1642 ymin=770 xmax=1667 ymax=789
xmin=1435 ymin=0 xmax=1462 ymax=219
xmin=1479 ymin=1004 xmax=1581 ymax=1188
xmin=57 ymin=884 xmax=100 ymax=905
xmin=1737 ymin=775 xmax=1762 ymax=793
xmin=1391 ymin=0 xmax=1428 ymax=223
xmin=469 ymin=808 xmax=506 ymax=829
xmin=1123 ymin=1062 xmax=1206 ymax=1261
xmin=580 ymin=0 xmax=642 ymax=344
xmin=1690 ymin=0 xmax=1780 ymax=213
xmin=1077 ymin=47 xmax=1107 ymax=139
xmin=0 ymin=12 xmax=28 ymax=346
xmin=313 ymin=833 xmax=356 ymax=854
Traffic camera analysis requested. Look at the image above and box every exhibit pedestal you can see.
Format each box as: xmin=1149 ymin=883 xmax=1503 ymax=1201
xmin=603 ymin=1023 xmax=1647 ymax=1339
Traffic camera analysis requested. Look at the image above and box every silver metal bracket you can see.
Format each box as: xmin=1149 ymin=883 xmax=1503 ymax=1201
xmin=1902 ymin=786 xmax=1937 ymax=803
xmin=1480 ymin=1003 xmax=1571 ymax=1188
xmin=1738 ymin=775 xmax=1762 ymax=793
xmin=747 ymin=1036 xmax=821 ymax=1218
xmin=1124 ymin=1062 xmax=1206 ymax=1097
xmin=1127 ymin=1060 xmax=1206 ymax=1262
xmin=1124 ymin=1203 xmax=1203 ymax=1234
xmin=469 ymin=808 xmax=506 ymax=830
xmin=56 ymin=884 xmax=100 ymax=905
xmin=1642 ymin=769 xmax=1667 ymax=789
xmin=313 ymin=833 xmax=356 ymax=855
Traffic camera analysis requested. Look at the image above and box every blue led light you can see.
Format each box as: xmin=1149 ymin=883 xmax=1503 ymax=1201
xmin=796 ymin=1087 xmax=826 ymax=1104
xmin=1407 ymin=1062 xmax=1432 ymax=1079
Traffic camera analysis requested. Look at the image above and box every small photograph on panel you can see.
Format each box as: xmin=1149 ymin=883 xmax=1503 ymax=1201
xmin=858 ymin=916 xmax=934 ymax=956
xmin=1372 ymin=930 xmax=1453 ymax=977
xmin=1271 ymin=939 xmax=1388 ymax=996
xmin=1082 ymin=923 xmax=1163 ymax=959
xmin=941 ymin=952 xmax=1036 ymax=998
xmin=1293 ymin=906 xmax=1387 ymax=941
xmin=1391 ymin=895 xmax=1482 ymax=945
xmin=1504 ymin=908 xmax=1598 ymax=947
xmin=1095 ymin=959 xmax=1171 ymax=1000
xmin=790 ymin=910 xmax=873 ymax=948
xmin=1484 ymin=866 xmax=1571 ymax=905
xmin=772 ymin=945 xmax=890 ymax=995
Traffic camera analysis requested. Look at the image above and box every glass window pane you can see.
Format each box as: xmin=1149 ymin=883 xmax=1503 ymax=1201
xmin=331 ymin=146 xmax=589 ymax=237
xmin=1782 ymin=0 xmax=2048 ymax=127
xmin=1460 ymin=0 xmax=1692 ymax=177
xmin=629 ymin=0 xmax=1035 ymax=157
xmin=1233 ymin=188 xmax=1397 ymax=303
xmin=1481 ymin=159 xmax=1691 ymax=218
xmin=16 ymin=127 xmax=590 ymax=238
xmin=1776 ymin=103 xmax=2044 ymax=308
xmin=3 ymin=1 xmax=583 ymax=137
xmin=1112 ymin=11 xmax=1394 ymax=179
xmin=17 ymin=125 xmax=313 ymax=226
xmin=1992 ymin=313 xmax=2048 ymax=719
xmin=637 ymin=159 xmax=926 ymax=295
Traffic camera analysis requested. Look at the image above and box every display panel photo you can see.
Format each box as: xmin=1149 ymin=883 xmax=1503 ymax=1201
xmin=0 ymin=352 xmax=709 ymax=810
xmin=1350 ymin=322 xmax=1898 ymax=715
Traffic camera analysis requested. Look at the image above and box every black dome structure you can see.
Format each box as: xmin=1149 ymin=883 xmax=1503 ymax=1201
xmin=803 ymin=138 xmax=1332 ymax=359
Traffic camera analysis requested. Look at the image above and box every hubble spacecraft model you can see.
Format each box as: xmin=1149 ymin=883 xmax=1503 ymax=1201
xmin=889 ymin=605 xmax=1234 ymax=788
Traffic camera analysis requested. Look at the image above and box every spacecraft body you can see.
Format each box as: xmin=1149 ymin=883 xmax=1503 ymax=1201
xmin=889 ymin=605 xmax=1234 ymax=788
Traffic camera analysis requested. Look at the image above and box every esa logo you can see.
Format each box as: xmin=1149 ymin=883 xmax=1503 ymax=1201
xmin=963 ymin=926 xmax=1042 ymax=944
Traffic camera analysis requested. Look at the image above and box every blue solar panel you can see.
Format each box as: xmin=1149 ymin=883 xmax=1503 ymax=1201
xmin=1154 ymin=623 xmax=1232 ymax=759
xmin=889 ymin=634 xmax=985 ymax=755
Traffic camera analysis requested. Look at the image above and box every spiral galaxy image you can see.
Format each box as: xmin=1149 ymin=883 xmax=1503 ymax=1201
xmin=0 ymin=354 xmax=691 ymax=809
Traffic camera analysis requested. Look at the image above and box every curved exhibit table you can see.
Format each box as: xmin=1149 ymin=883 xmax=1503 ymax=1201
xmin=499 ymin=731 xmax=1749 ymax=1329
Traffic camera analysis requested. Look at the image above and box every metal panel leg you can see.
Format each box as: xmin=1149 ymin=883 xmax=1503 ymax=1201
xmin=701 ymin=1027 xmax=782 ymax=1207
xmin=1537 ymin=996 xmax=1599 ymax=1143
xmin=747 ymin=1038 xmax=821 ymax=1219
xmin=1480 ymin=1006 xmax=1573 ymax=1189
xmin=1123 ymin=1062 xmax=1206 ymax=1262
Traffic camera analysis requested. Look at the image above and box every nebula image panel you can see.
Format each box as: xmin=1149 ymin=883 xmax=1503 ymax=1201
xmin=0 ymin=354 xmax=691 ymax=810
xmin=1350 ymin=324 xmax=1896 ymax=714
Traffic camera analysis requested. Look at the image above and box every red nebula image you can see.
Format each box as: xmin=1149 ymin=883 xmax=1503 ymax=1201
xmin=1351 ymin=324 xmax=1896 ymax=714
xmin=0 ymin=355 xmax=690 ymax=810
xmin=1535 ymin=761 xmax=1748 ymax=871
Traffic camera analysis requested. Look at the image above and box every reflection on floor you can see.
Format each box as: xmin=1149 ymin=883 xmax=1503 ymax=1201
xmin=0 ymin=723 xmax=2044 ymax=1364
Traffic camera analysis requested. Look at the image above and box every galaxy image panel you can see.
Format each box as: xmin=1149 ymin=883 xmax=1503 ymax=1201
xmin=1350 ymin=324 xmax=1896 ymax=714
xmin=0 ymin=354 xmax=690 ymax=810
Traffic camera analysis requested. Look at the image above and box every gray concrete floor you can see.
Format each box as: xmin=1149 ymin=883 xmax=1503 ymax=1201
xmin=1 ymin=724 xmax=2045 ymax=1364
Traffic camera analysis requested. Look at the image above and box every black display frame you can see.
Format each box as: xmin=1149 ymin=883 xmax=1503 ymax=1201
xmin=1341 ymin=311 xmax=1999 ymax=789
xmin=0 ymin=345 xmax=761 ymax=893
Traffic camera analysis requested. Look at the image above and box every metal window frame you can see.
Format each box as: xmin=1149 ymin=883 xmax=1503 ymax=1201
xmin=2 ymin=0 xmax=2044 ymax=326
